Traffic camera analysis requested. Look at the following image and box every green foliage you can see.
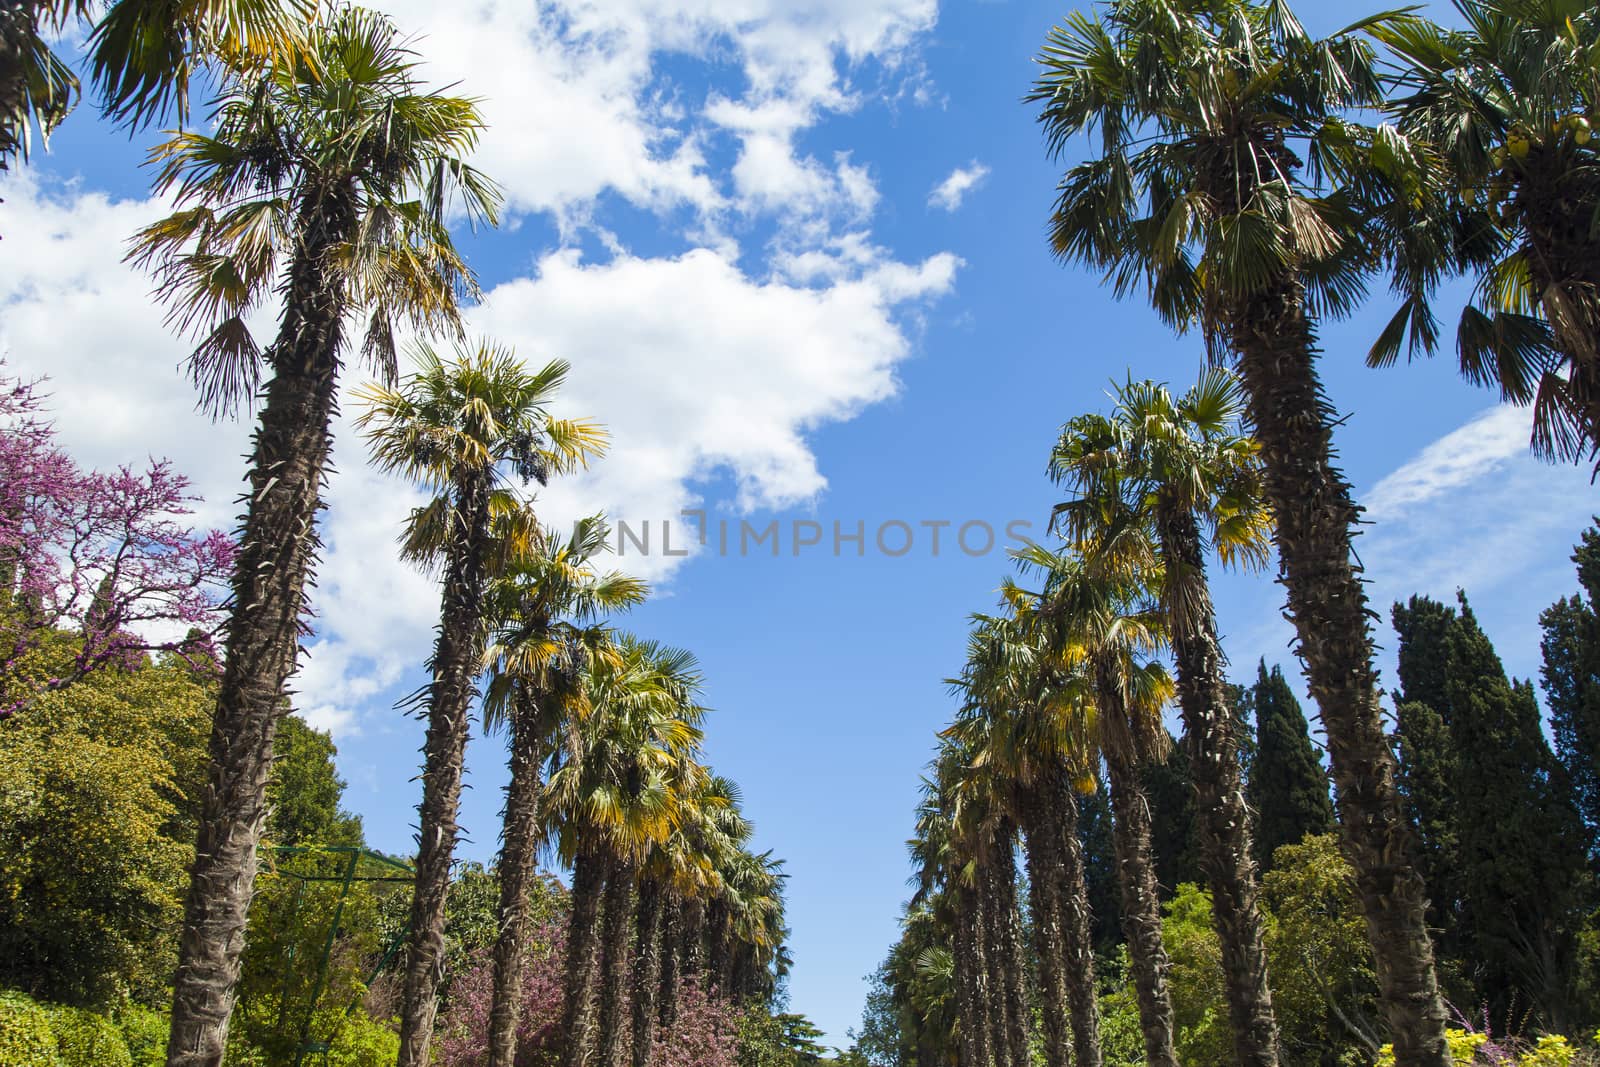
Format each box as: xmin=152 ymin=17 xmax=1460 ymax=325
xmin=114 ymin=1006 xmax=167 ymax=1067
xmin=1541 ymin=522 xmax=1600 ymax=848
xmin=1244 ymin=661 xmax=1334 ymax=871
xmin=1395 ymin=593 xmax=1591 ymax=1026
xmin=268 ymin=715 xmax=365 ymax=848
xmin=1140 ymin=736 xmax=1200 ymax=895
xmin=0 ymin=670 xmax=194 ymax=1004
xmin=1376 ymin=1031 xmax=1578 ymax=1066
xmin=738 ymin=1008 xmax=828 ymax=1067
xmin=1076 ymin=781 xmax=1121 ymax=954
xmin=49 ymin=1006 xmax=131 ymax=1067
xmin=0 ymin=991 xmax=61 ymax=1067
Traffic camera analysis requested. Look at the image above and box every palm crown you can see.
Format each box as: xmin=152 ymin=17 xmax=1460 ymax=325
xmin=131 ymin=5 xmax=500 ymax=413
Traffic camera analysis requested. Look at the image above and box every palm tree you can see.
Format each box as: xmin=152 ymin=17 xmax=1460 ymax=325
xmin=1368 ymin=1 xmax=1600 ymax=468
xmin=949 ymin=609 xmax=1102 ymax=1067
xmin=545 ymin=636 xmax=706 ymax=1067
xmin=131 ymin=11 xmax=499 ymax=1063
xmin=1052 ymin=370 xmax=1280 ymax=1065
xmin=1018 ymin=550 xmax=1178 ymax=1066
xmin=479 ymin=516 xmax=647 ymax=1067
xmin=357 ymin=341 xmax=605 ymax=1067
xmin=2 ymin=0 xmax=312 ymax=174
xmin=1031 ymin=3 xmax=1451 ymax=1060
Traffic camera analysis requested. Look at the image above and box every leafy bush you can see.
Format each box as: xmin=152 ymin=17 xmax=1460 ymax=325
xmin=1376 ymin=1030 xmax=1579 ymax=1066
xmin=0 ymin=990 xmax=62 ymax=1066
xmin=50 ymin=1006 xmax=132 ymax=1067
xmin=116 ymin=1005 xmax=168 ymax=1067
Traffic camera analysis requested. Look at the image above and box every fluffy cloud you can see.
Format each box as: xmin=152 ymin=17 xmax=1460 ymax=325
xmin=928 ymin=161 xmax=989 ymax=211
xmin=373 ymin=0 xmax=936 ymax=225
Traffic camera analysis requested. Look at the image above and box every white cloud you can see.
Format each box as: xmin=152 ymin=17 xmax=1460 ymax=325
xmin=1363 ymin=404 xmax=1530 ymax=522
xmin=927 ymin=161 xmax=989 ymax=211
xmin=0 ymin=159 xmax=956 ymax=736
xmin=372 ymin=0 xmax=937 ymax=227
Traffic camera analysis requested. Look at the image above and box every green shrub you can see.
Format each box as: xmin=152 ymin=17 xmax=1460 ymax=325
xmin=0 ymin=990 xmax=62 ymax=1067
xmin=323 ymin=1012 xmax=400 ymax=1067
xmin=115 ymin=1006 xmax=167 ymax=1067
xmin=50 ymin=1006 xmax=132 ymax=1067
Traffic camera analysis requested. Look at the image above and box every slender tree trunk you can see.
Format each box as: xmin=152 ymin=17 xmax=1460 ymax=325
xmin=564 ymin=850 xmax=607 ymax=1067
xmin=167 ymin=190 xmax=354 ymax=1067
xmin=978 ymin=862 xmax=1011 ymax=1067
xmin=705 ymin=899 xmax=730 ymax=995
xmin=1049 ymin=770 xmax=1102 ymax=1067
xmin=488 ymin=688 xmax=546 ymax=1067
xmin=597 ymin=857 xmax=637 ymax=1067
xmin=954 ymin=890 xmax=990 ymax=1067
xmin=657 ymin=893 xmax=681 ymax=1030
xmin=989 ymin=827 xmax=1031 ymax=1067
xmin=631 ymin=877 xmax=664 ymax=1067
xmin=1103 ymin=748 xmax=1178 ymax=1067
xmin=1228 ymin=279 xmax=1448 ymax=1066
xmin=1024 ymin=772 xmax=1101 ymax=1067
xmin=1159 ymin=504 xmax=1280 ymax=1066
xmin=679 ymin=897 xmax=706 ymax=983
xmin=396 ymin=474 xmax=494 ymax=1067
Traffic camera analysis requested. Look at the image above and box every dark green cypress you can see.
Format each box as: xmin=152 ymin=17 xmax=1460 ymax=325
xmin=1394 ymin=592 xmax=1589 ymax=1027
xmin=1141 ymin=730 xmax=1202 ymax=895
xmin=1243 ymin=661 xmax=1334 ymax=871
xmin=1077 ymin=778 xmax=1122 ymax=954
xmin=1392 ymin=698 xmax=1463 ymax=966
xmin=1539 ymin=522 xmax=1600 ymax=848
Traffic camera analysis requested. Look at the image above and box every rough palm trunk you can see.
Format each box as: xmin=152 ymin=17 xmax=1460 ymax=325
xmin=705 ymin=899 xmax=730 ymax=994
xmin=953 ymin=890 xmax=990 ymax=1067
xmin=596 ymin=857 xmax=637 ymax=1067
xmin=488 ymin=688 xmax=547 ymax=1067
xmin=1023 ymin=771 xmax=1101 ymax=1067
xmin=564 ymin=850 xmax=607 ymax=1067
xmin=988 ymin=828 xmax=1031 ymax=1067
xmin=1103 ymin=747 xmax=1178 ymax=1067
xmin=679 ymin=897 xmax=706 ymax=982
xmin=1159 ymin=504 xmax=1279 ymax=1066
xmin=396 ymin=473 xmax=494 ymax=1067
xmin=977 ymin=862 xmax=1012 ymax=1067
xmin=1228 ymin=278 xmax=1448 ymax=1066
xmin=631 ymin=877 xmax=664 ymax=1067
xmin=167 ymin=188 xmax=355 ymax=1067
xmin=1050 ymin=770 xmax=1102 ymax=1067
xmin=657 ymin=893 xmax=681 ymax=1029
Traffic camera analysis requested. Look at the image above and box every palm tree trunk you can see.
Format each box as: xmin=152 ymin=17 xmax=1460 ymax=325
xmin=953 ymin=890 xmax=990 ymax=1067
xmin=597 ymin=857 xmax=637 ymax=1067
xmin=166 ymin=190 xmax=354 ymax=1067
xmin=680 ymin=896 xmax=707 ymax=983
xmin=1049 ymin=770 xmax=1102 ymax=1067
xmin=657 ymin=892 xmax=682 ymax=1029
xmin=1159 ymin=505 xmax=1279 ymax=1066
xmin=1103 ymin=748 xmax=1178 ymax=1067
xmin=396 ymin=473 xmax=495 ymax=1067
xmin=1228 ymin=279 xmax=1448 ymax=1066
xmin=705 ymin=899 xmax=730 ymax=995
xmin=977 ymin=862 xmax=1011 ymax=1067
xmin=631 ymin=876 xmax=664 ymax=1067
xmin=988 ymin=827 xmax=1031 ymax=1067
xmin=564 ymin=849 xmax=607 ymax=1067
xmin=1023 ymin=773 xmax=1101 ymax=1067
xmin=488 ymin=689 xmax=546 ymax=1067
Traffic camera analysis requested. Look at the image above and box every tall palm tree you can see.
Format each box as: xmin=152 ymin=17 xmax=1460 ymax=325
xmin=131 ymin=11 xmax=499 ymax=1063
xmin=1367 ymin=1 xmax=1600 ymax=469
xmin=357 ymin=341 xmax=605 ymax=1067
xmin=1018 ymin=551 xmax=1178 ymax=1067
xmin=949 ymin=609 xmax=1102 ymax=1067
xmin=479 ymin=516 xmax=647 ymax=1067
xmin=1052 ymin=370 xmax=1280 ymax=1065
xmin=1031 ymin=3 xmax=1451 ymax=1060
xmin=545 ymin=636 xmax=706 ymax=1067
xmin=2 ymin=0 xmax=312 ymax=174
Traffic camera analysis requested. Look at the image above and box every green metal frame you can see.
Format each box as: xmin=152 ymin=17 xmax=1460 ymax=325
xmin=265 ymin=845 xmax=415 ymax=1066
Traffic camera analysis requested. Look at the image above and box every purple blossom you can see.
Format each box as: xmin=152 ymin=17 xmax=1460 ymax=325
xmin=0 ymin=364 xmax=234 ymax=715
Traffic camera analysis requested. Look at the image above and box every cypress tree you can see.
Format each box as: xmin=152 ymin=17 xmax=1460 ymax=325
xmin=1078 ymin=779 xmax=1122 ymax=955
xmin=1142 ymin=730 xmax=1202 ymax=895
xmin=1392 ymin=698 xmax=1463 ymax=969
xmin=1539 ymin=522 xmax=1600 ymax=847
xmin=1394 ymin=593 xmax=1589 ymax=1027
xmin=1243 ymin=661 xmax=1334 ymax=871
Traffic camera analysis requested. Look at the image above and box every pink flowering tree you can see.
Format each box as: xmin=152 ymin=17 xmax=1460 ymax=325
xmin=435 ymin=920 xmax=569 ymax=1067
xmin=649 ymin=980 xmax=741 ymax=1067
xmin=0 ymin=366 xmax=234 ymax=714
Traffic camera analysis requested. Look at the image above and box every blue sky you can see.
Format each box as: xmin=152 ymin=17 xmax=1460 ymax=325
xmin=2 ymin=0 xmax=1596 ymax=1048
